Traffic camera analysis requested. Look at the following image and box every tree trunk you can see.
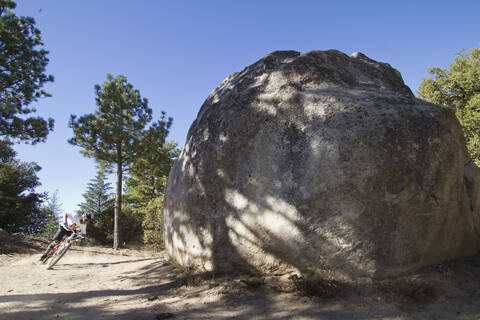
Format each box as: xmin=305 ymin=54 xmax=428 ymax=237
xmin=113 ymin=155 xmax=122 ymax=250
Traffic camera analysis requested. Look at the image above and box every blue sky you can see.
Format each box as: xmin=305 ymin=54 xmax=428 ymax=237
xmin=12 ymin=0 xmax=480 ymax=213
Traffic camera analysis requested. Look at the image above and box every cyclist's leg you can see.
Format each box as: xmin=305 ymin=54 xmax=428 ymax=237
xmin=40 ymin=227 xmax=68 ymax=261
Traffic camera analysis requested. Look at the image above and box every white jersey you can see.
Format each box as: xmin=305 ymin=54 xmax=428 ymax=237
xmin=61 ymin=213 xmax=87 ymax=235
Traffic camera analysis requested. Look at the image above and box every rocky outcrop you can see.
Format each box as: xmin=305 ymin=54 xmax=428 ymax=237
xmin=163 ymin=50 xmax=480 ymax=279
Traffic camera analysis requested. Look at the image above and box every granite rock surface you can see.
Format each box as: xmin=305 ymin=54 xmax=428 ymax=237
xmin=163 ymin=50 xmax=480 ymax=279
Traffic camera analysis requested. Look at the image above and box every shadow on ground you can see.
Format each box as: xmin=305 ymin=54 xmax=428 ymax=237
xmin=3 ymin=251 xmax=480 ymax=319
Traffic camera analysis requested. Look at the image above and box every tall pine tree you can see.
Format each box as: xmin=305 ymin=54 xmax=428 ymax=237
xmin=0 ymin=0 xmax=53 ymax=234
xmin=69 ymin=74 xmax=153 ymax=249
xmin=0 ymin=0 xmax=54 ymax=143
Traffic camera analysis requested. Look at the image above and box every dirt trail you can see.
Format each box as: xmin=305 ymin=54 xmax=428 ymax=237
xmin=1 ymin=246 xmax=480 ymax=320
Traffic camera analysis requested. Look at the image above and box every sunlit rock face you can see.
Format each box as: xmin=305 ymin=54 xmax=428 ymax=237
xmin=163 ymin=50 xmax=480 ymax=279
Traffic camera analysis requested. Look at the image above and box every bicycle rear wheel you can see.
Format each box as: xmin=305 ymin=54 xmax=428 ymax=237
xmin=46 ymin=242 xmax=71 ymax=270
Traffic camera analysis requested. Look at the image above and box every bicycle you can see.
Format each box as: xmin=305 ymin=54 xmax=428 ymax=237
xmin=41 ymin=232 xmax=84 ymax=270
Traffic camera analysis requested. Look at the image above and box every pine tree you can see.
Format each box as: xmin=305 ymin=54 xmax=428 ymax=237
xmin=0 ymin=159 xmax=44 ymax=233
xmin=69 ymin=74 xmax=153 ymax=249
xmin=78 ymin=168 xmax=114 ymax=219
xmin=40 ymin=190 xmax=62 ymax=238
xmin=77 ymin=168 xmax=114 ymax=244
xmin=0 ymin=0 xmax=54 ymax=143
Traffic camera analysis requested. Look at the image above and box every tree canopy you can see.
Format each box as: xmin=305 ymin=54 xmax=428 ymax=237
xmin=123 ymin=116 xmax=178 ymax=248
xmin=418 ymin=48 xmax=480 ymax=164
xmin=0 ymin=158 xmax=44 ymax=233
xmin=68 ymin=74 xmax=152 ymax=165
xmin=0 ymin=0 xmax=54 ymax=144
xmin=0 ymin=138 xmax=15 ymax=163
xmin=124 ymin=112 xmax=176 ymax=209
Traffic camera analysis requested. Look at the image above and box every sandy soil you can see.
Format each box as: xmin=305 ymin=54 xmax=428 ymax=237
xmin=1 ymin=236 xmax=480 ymax=319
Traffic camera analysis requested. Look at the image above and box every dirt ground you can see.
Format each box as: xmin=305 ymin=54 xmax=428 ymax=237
xmin=1 ymin=235 xmax=480 ymax=320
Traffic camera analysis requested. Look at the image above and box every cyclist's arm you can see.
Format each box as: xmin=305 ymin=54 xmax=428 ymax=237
xmin=75 ymin=231 xmax=85 ymax=238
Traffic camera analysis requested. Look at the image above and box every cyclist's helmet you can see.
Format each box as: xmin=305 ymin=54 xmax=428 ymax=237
xmin=82 ymin=213 xmax=92 ymax=221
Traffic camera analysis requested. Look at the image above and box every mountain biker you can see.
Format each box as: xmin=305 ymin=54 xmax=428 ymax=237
xmin=39 ymin=212 xmax=91 ymax=262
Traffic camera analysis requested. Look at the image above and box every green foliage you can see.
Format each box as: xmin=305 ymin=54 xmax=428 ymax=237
xmin=0 ymin=138 xmax=15 ymax=162
xmin=120 ymin=206 xmax=144 ymax=245
xmin=69 ymin=74 xmax=160 ymax=248
xmin=68 ymin=74 xmax=152 ymax=165
xmin=39 ymin=190 xmax=61 ymax=238
xmin=0 ymin=0 xmax=53 ymax=235
xmin=77 ymin=167 xmax=114 ymax=218
xmin=86 ymin=205 xmax=114 ymax=245
xmin=77 ymin=168 xmax=114 ymax=244
xmin=123 ymin=116 xmax=179 ymax=248
xmin=0 ymin=157 xmax=45 ymax=233
xmin=85 ymin=206 xmax=144 ymax=246
xmin=142 ymin=196 xmax=165 ymax=249
xmin=418 ymin=48 xmax=480 ymax=164
xmin=0 ymin=0 xmax=54 ymax=144
xmin=42 ymin=212 xmax=58 ymax=238
xmin=124 ymin=113 xmax=176 ymax=209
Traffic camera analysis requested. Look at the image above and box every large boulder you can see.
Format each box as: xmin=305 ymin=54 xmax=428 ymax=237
xmin=163 ymin=50 xmax=480 ymax=279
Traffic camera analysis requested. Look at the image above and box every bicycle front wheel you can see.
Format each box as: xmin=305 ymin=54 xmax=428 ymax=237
xmin=46 ymin=242 xmax=71 ymax=270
